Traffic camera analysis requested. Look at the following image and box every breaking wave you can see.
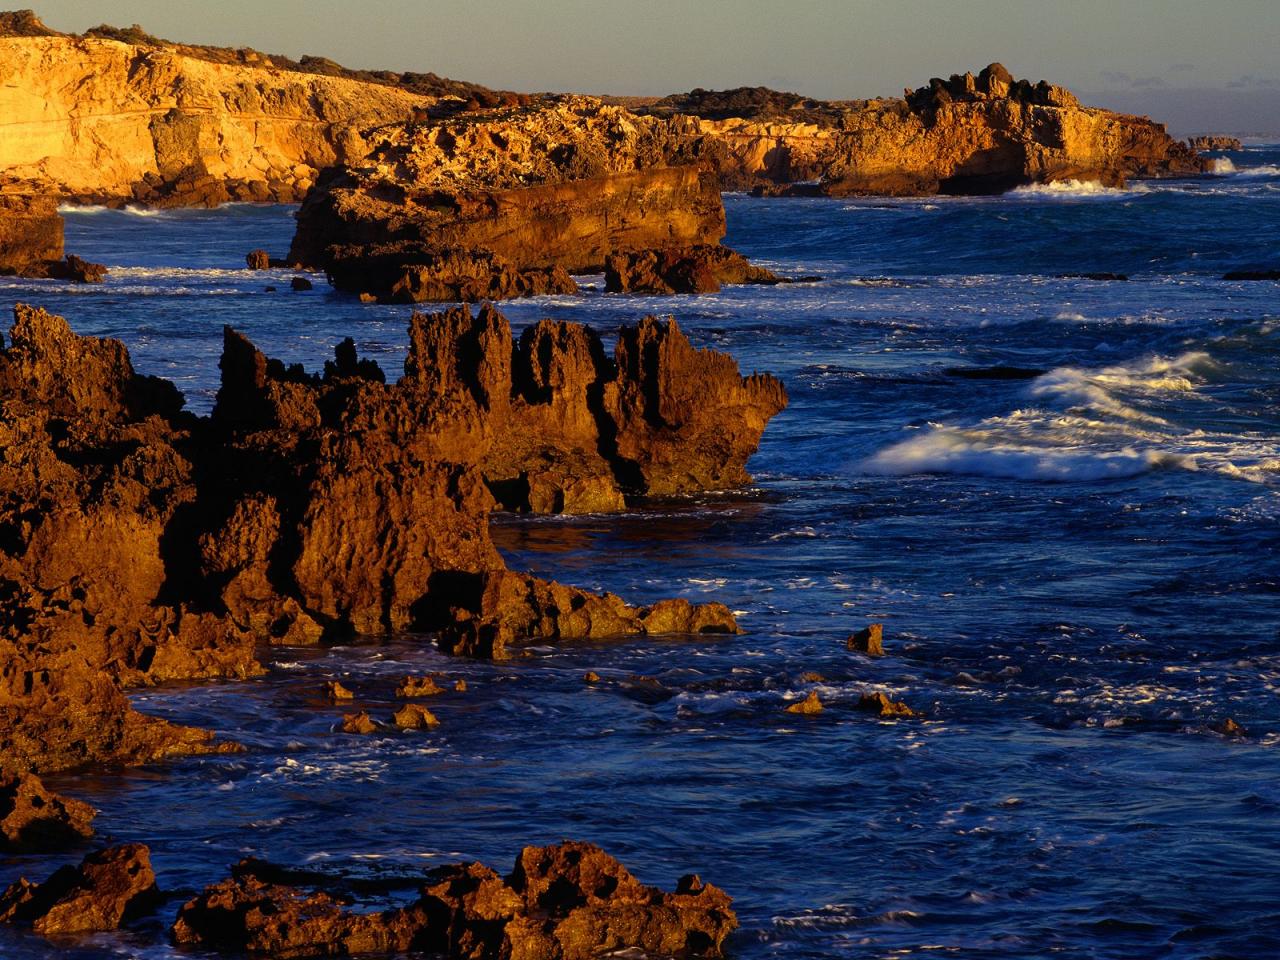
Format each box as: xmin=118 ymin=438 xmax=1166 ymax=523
xmin=1007 ymin=180 xmax=1128 ymax=199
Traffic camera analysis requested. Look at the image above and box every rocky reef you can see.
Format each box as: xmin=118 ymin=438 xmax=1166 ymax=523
xmin=0 ymin=301 xmax=781 ymax=772
xmin=173 ymin=841 xmax=737 ymax=959
xmin=1188 ymin=135 xmax=1242 ymax=152
xmin=687 ymin=64 xmax=1206 ymax=195
xmin=0 ymin=843 xmax=158 ymax=935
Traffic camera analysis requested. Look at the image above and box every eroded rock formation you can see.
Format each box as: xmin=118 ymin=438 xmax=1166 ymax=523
xmin=1188 ymin=135 xmax=1242 ymax=152
xmin=288 ymin=98 xmax=730 ymax=300
xmin=172 ymin=841 xmax=737 ymax=959
xmin=0 ymin=301 xmax=779 ymax=770
xmin=672 ymin=64 xmax=1204 ymax=194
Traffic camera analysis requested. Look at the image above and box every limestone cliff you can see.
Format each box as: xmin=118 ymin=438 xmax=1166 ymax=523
xmin=665 ymin=64 xmax=1207 ymax=194
xmin=0 ymin=30 xmax=431 ymax=205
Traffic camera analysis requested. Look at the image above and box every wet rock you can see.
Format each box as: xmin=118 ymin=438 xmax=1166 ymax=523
xmin=396 ymin=675 xmax=446 ymax=697
xmin=858 ymin=692 xmax=916 ymax=718
xmin=173 ymin=841 xmax=736 ymax=959
xmin=340 ymin=711 xmax=378 ymax=734
xmin=324 ymin=680 xmax=355 ymax=701
xmin=583 ymin=671 xmax=602 ymax=684
xmin=290 ymin=276 xmax=313 ymax=291
xmin=39 ymin=254 xmax=109 ymax=283
xmin=0 ymin=843 xmax=158 ymax=934
xmin=785 ymin=691 xmax=824 ymax=715
xmin=0 ymin=772 xmax=96 ymax=851
xmin=1213 ymin=718 xmax=1246 ymax=737
xmin=798 ymin=671 xmax=826 ymax=683
xmin=846 ymin=624 xmax=884 ymax=655
xmin=604 ymin=244 xmax=783 ymax=295
xmin=453 ymin=678 xmax=467 ymax=692
xmin=245 ymin=249 xmax=271 ymax=270
xmin=392 ymin=703 xmax=439 ymax=730
xmin=1223 ymin=270 xmax=1280 ymax=280
xmin=944 ymin=365 xmax=1046 ymax=380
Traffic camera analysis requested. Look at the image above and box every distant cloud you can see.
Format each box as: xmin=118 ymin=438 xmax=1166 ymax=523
xmin=1131 ymin=76 xmax=1166 ymax=89
xmin=1101 ymin=70 xmax=1132 ymax=86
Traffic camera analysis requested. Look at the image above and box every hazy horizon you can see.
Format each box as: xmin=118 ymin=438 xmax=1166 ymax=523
xmin=28 ymin=0 xmax=1280 ymax=135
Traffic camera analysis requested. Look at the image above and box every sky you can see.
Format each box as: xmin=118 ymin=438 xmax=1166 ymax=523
xmin=32 ymin=0 xmax=1280 ymax=134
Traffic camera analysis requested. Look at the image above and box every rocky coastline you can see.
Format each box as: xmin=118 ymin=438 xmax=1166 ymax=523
xmin=0 ymin=9 xmax=1244 ymax=958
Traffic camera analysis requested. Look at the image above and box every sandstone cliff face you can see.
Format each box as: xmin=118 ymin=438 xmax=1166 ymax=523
xmin=0 ymin=34 xmax=430 ymax=205
xmin=0 ymin=302 xmax=780 ymax=771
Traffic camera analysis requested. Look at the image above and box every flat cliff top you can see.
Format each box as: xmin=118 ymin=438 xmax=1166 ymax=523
xmin=0 ymin=9 xmax=527 ymax=108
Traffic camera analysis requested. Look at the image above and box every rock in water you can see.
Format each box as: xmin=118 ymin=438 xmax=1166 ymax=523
xmin=290 ymin=276 xmax=313 ymax=291
xmin=245 ymin=249 xmax=271 ymax=269
xmin=0 ymin=772 xmax=96 ymax=851
xmin=0 ymin=190 xmax=64 ymax=275
xmin=847 ymin=624 xmax=884 ymax=655
xmin=0 ymin=301 xmax=779 ymax=770
xmin=0 ymin=843 xmax=158 ymax=934
xmin=859 ymin=692 xmax=916 ymax=718
xmin=172 ymin=841 xmax=737 ymax=958
xmin=785 ymin=691 xmax=824 ymax=715
xmin=1188 ymin=135 xmax=1242 ymax=151
xmin=604 ymin=244 xmax=783 ymax=294
xmin=391 ymin=703 xmax=439 ymax=729
xmin=396 ymin=675 xmax=446 ymax=697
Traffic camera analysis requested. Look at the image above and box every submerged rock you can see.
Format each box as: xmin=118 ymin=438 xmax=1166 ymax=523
xmin=340 ymin=711 xmax=378 ymax=735
xmin=1223 ymin=270 xmax=1280 ymax=281
xmin=324 ymin=680 xmax=355 ymax=701
xmin=0 ymin=772 xmax=96 ymax=851
xmin=0 ymin=843 xmax=158 ymax=934
xmin=245 ymin=249 xmax=271 ymax=270
xmin=172 ymin=841 xmax=737 ymax=959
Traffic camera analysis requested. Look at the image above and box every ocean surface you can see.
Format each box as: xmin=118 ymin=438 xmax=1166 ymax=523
xmin=2 ymin=145 xmax=1279 ymax=959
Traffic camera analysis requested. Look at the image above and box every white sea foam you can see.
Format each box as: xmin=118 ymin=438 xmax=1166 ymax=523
xmin=57 ymin=203 xmax=165 ymax=217
xmin=1232 ymin=163 xmax=1280 ymax=177
xmin=1210 ymin=158 xmax=1238 ymax=174
xmin=864 ymin=349 xmax=1280 ymax=484
xmin=1008 ymin=179 xmax=1128 ymax=199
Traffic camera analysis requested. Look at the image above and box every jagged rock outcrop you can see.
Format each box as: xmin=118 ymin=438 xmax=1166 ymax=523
xmin=604 ymin=244 xmax=784 ymax=294
xmin=0 ymin=772 xmax=95 ymax=850
xmin=1188 ymin=135 xmax=1242 ymax=151
xmin=659 ymin=63 xmax=1206 ymax=194
xmin=288 ymin=98 xmax=729 ymax=300
xmin=0 ymin=21 xmax=435 ymax=206
xmin=0 ymin=843 xmax=158 ymax=934
xmin=0 ymin=302 xmax=778 ymax=768
xmin=172 ymin=841 xmax=737 ymax=959
xmin=0 ymin=304 xmax=258 ymax=773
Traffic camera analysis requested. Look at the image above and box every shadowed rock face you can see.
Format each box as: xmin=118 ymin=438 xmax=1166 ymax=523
xmin=0 ymin=843 xmax=158 ymax=935
xmin=605 ymin=244 xmax=784 ymax=294
xmin=0 ymin=772 xmax=95 ymax=851
xmin=0 ymin=302 xmax=781 ymax=770
xmin=172 ymin=841 xmax=737 ymax=959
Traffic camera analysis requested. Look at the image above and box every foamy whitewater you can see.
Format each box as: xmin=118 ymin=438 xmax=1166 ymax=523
xmin=2 ymin=146 xmax=1279 ymax=959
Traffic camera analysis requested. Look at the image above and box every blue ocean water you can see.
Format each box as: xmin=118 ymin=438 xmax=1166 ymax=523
xmin=1 ymin=148 xmax=1279 ymax=959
